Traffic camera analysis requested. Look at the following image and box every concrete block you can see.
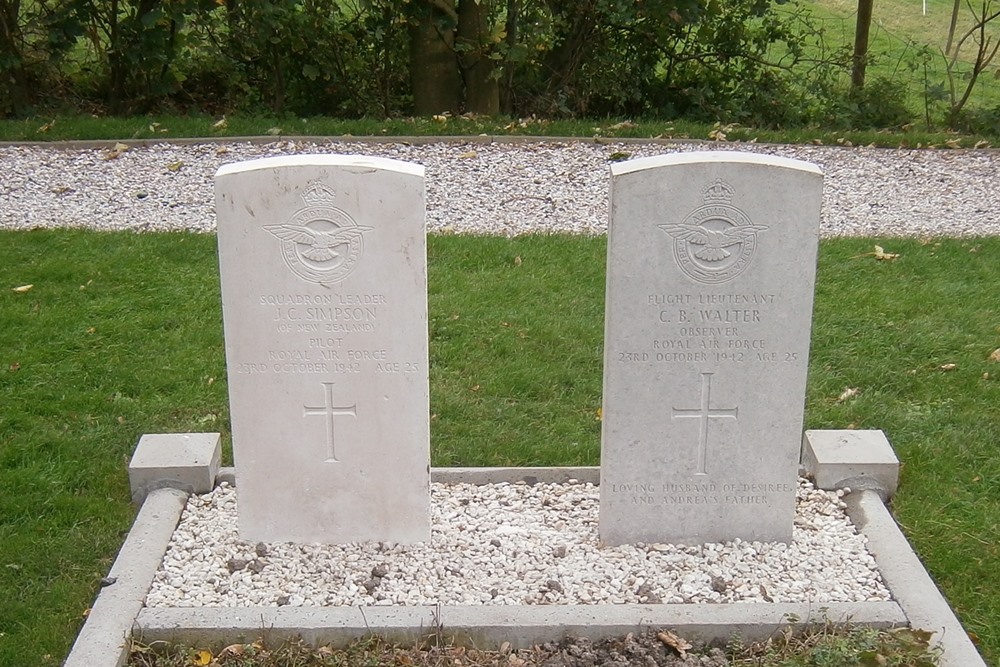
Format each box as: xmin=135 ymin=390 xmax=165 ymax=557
xmin=801 ymin=430 xmax=899 ymax=499
xmin=129 ymin=433 xmax=221 ymax=503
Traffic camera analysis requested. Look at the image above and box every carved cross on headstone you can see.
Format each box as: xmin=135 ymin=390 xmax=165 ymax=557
xmin=671 ymin=372 xmax=738 ymax=475
xmin=303 ymin=381 xmax=356 ymax=462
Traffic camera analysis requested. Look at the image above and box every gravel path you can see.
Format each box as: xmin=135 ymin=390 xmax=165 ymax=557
xmin=2 ymin=138 xmax=999 ymax=237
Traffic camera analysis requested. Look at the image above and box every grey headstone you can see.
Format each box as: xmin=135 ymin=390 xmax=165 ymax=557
xmin=215 ymin=155 xmax=430 ymax=544
xmin=599 ymin=151 xmax=822 ymax=545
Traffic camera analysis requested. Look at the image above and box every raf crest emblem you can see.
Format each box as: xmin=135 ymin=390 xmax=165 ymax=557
xmin=264 ymin=182 xmax=372 ymax=284
xmin=659 ymin=179 xmax=767 ymax=285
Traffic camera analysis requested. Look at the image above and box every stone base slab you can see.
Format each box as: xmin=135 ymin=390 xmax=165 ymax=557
xmin=68 ymin=433 xmax=985 ymax=667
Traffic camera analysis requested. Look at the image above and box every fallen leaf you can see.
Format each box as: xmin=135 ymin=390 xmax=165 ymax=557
xmin=167 ymin=160 xmax=184 ymax=172
xmin=103 ymin=142 xmax=130 ymax=160
xmin=836 ymin=387 xmax=860 ymax=403
xmin=470 ymin=384 xmax=481 ymax=392
xmin=939 ymin=363 xmax=957 ymax=371
xmin=984 ymin=372 xmax=992 ymax=380
xmin=191 ymin=649 xmax=213 ymax=666
xmin=432 ymin=114 xmax=448 ymax=123
xmin=12 ymin=284 xmax=33 ymax=293
xmin=212 ymin=116 xmax=228 ymax=130
xmin=9 ymin=362 xmax=20 ymax=372
xmin=219 ymin=644 xmax=244 ymax=657
xmin=873 ymin=245 xmax=900 ymax=261
xmin=946 ymin=138 xmax=962 ymax=148
xmin=117 ymin=416 xmax=126 ymax=424
xmin=38 ymin=120 xmax=55 ymax=133
xmin=215 ymin=146 xmax=229 ymax=155
xmin=458 ymin=150 xmax=477 ymax=159
xmin=988 ymin=348 xmax=1000 ymax=362
xmin=513 ymin=255 xmax=522 ymax=266
xmin=595 ymin=407 xmax=602 ymax=421
xmin=267 ymin=127 xmax=282 ymax=136
xmin=656 ymin=630 xmax=692 ymax=658
xmin=974 ymin=140 xmax=991 ymax=149
xmin=87 ymin=327 xmax=96 ymax=334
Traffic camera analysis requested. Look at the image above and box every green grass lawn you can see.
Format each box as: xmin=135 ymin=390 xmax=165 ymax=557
xmin=1 ymin=232 xmax=998 ymax=666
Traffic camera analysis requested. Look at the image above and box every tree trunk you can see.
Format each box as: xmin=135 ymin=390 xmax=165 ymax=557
xmin=0 ymin=0 xmax=26 ymax=115
xmin=409 ymin=0 xmax=462 ymax=115
xmin=541 ymin=0 xmax=599 ymax=97
xmin=501 ymin=0 xmax=518 ymax=113
xmin=456 ymin=0 xmax=499 ymax=115
xmin=851 ymin=0 xmax=874 ymax=92
xmin=945 ymin=0 xmax=961 ymax=56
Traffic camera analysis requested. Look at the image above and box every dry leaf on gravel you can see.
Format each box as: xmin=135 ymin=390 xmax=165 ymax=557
xmin=104 ymin=143 xmax=129 ymax=160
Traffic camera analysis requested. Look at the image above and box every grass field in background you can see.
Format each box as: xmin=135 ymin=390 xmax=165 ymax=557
xmin=0 ymin=232 xmax=998 ymax=666
xmin=796 ymin=0 xmax=1000 ymax=113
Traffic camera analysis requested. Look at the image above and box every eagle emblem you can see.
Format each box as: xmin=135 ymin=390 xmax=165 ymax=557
xmin=659 ymin=179 xmax=766 ymax=284
xmin=264 ymin=182 xmax=372 ymax=284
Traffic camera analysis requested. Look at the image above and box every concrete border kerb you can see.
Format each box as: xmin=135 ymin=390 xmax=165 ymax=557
xmin=64 ymin=431 xmax=987 ymax=667
xmin=0 ymin=135 xmax=714 ymax=151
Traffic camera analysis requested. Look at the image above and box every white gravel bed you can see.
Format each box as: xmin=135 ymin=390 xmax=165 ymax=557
xmin=1 ymin=139 xmax=998 ymax=237
xmin=145 ymin=478 xmax=890 ymax=608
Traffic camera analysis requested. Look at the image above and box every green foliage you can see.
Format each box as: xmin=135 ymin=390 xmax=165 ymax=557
xmin=0 ymin=0 xmax=86 ymax=116
xmin=809 ymin=75 xmax=915 ymax=129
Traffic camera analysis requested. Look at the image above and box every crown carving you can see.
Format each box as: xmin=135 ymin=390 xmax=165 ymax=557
xmin=703 ymin=179 xmax=735 ymax=204
xmin=301 ymin=182 xmax=337 ymax=206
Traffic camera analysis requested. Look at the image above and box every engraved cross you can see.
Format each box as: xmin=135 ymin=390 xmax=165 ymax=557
xmin=303 ymin=381 xmax=356 ymax=462
xmin=671 ymin=372 xmax=738 ymax=475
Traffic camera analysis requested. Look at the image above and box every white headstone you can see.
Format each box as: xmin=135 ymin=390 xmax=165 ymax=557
xmin=215 ymin=155 xmax=430 ymax=544
xmin=599 ymin=151 xmax=822 ymax=545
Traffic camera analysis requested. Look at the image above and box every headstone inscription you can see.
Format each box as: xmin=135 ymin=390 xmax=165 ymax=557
xmin=215 ymin=155 xmax=430 ymax=544
xmin=599 ymin=151 xmax=823 ymax=546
